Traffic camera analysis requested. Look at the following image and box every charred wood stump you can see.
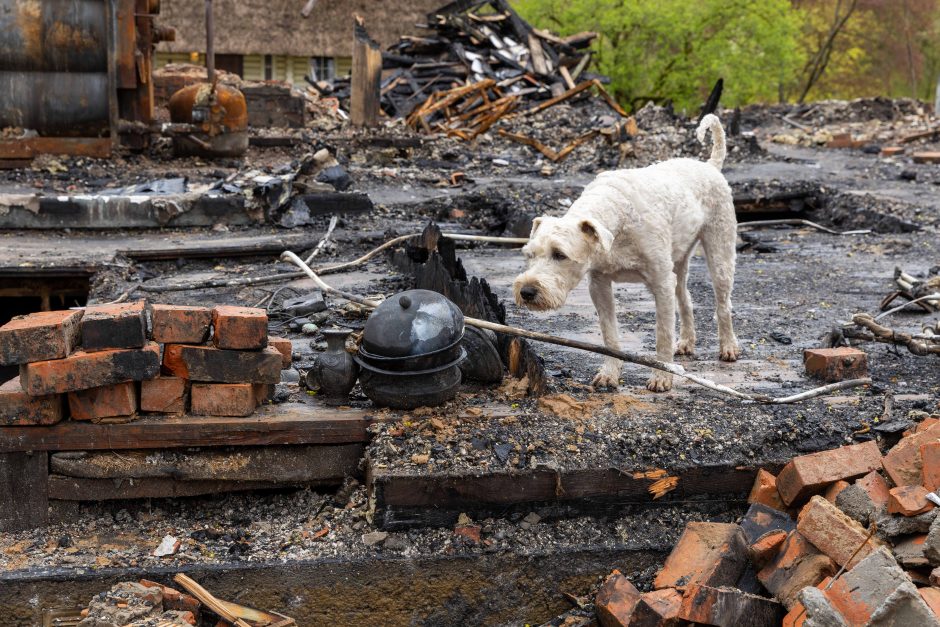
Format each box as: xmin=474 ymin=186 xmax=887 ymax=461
xmin=390 ymin=222 xmax=546 ymax=395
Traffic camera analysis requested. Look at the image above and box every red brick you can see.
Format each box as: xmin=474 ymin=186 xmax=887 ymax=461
xmin=0 ymin=309 xmax=83 ymax=365
xmin=855 ymin=470 xmax=890 ymax=509
xmin=803 ymin=347 xmax=868 ymax=382
xmin=922 ymin=442 xmax=940 ymax=492
xmin=797 ymin=495 xmax=885 ymax=569
xmin=748 ymin=530 xmax=788 ymax=569
xmin=595 ymin=571 xmax=642 ymax=627
xmin=630 ymin=588 xmax=682 ymax=626
xmin=821 ymin=548 xmax=910 ymax=625
xmin=757 ymin=531 xmax=835 ymax=609
xmin=253 ymin=383 xmax=275 ymax=405
xmin=211 ymin=306 xmax=268 ymax=350
xmin=140 ymin=376 xmax=187 ymax=413
xmin=191 ymin=383 xmax=256 ymax=417
xmin=80 ymin=301 xmax=148 ymax=351
xmin=776 ymin=441 xmax=882 ymax=506
xmin=162 ymin=344 xmax=281 ymax=384
xmin=881 ymin=146 xmax=905 ymax=157
xmin=139 ymin=580 xmax=200 ymax=614
xmin=823 ymin=480 xmax=850 ymax=503
xmin=781 ymin=577 xmax=832 ymax=627
xmin=268 ymin=336 xmax=292 ymax=369
xmin=68 ymin=381 xmax=137 ymax=420
xmin=0 ymin=377 xmax=64 ymax=425
xmin=888 ymin=485 xmax=935 ymax=516
xmin=920 ymin=587 xmax=940 ymax=617
xmin=454 ymin=525 xmax=481 ymax=544
xmin=151 ymin=304 xmax=211 ymax=344
xmin=652 ymin=522 xmax=747 ymax=590
xmin=884 ymin=422 xmax=940 ymax=487
xmin=21 ymin=342 xmax=160 ymax=395
xmin=913 ymin=151 xmax=940 ymax=164
xmin=748 ymin=468 xmax=786 ymax=511
xmin=677 ymin=584 xmax=784 ymax=626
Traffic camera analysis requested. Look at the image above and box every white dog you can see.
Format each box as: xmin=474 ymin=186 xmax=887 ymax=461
xmin=513 ymin=114 xmax=739 ymax=392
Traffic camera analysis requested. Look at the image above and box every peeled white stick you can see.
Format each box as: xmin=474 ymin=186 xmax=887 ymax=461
xmin=280 ymin=250 xmax=870 ymax=404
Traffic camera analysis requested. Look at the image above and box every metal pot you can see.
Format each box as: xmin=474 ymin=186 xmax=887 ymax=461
xmin=357 ymin=362 xmax=463 ymax=409
xmin=360 ymin=290 xmax=464 ymax=357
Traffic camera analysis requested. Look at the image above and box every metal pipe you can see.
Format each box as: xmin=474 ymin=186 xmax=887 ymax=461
xmin=205 ymin=0 xmax=215 ymax=86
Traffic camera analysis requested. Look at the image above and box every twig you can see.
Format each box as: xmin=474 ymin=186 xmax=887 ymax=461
xmin=173 ymin=573 xmax=251 ymax=627
xmin=738 ymin=219 xmax=870 ymax=236
xmin=280 ymin=250 xmax=871 ymax=404
xmin=875 ymin=293 xmax=940 ymax=320
xmin=781 ymin=116 xmax=812 ymax=132
xmin=824 ymin=524 xmax=879 ymax=591
xmin=850 ymin=313 xmax=940 ymax=356
xmin=101 ymin=283 xmax=141 ymax=305
xmin=303 ymin=215 xmax=338 ymax=265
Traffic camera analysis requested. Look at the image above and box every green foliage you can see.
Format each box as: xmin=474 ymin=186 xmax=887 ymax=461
xmin=514 ymin=0 xmax=805 ymax=113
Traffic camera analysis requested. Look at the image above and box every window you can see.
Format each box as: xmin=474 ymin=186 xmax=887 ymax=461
xmin=309 ymin=56 xmax=335 ymax=82
xmin=264 ymin=54 xmax=273 ymax=80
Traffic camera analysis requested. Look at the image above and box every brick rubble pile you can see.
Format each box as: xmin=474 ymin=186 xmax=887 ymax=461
xmin=0 ymin=302 xmax=292 ymax=423
xmin=596 ymin=432 xmax=940 ymax=626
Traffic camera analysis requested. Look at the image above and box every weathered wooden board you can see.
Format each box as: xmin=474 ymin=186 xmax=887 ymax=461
xmin=0 ymin=451 xmax=48 ymax=531
xmin=50 ymin=444 xmax=363 ymax=482
xmin=369 ymin=463 xmax=782 ymax=529
xmin=0 ymin=403 xmax=372 ymax=453
xmin=48 ymin=476 xmax=303 ymax=500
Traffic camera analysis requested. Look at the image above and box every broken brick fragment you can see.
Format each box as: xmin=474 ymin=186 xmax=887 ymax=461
xmin=652 ymin=522 xmax=748 ymax=590
xmin=21 ymin=342 xmax=160 ymax=395
xmin=922 ymin=442 xmax=940 ymax=492
xmin=162 ymin=344 xmax=281 ymax=384
xmin=821 ymin=547 xmax=921 ymax=625
xmin=151 ymin=304 xmax=211 ymax=344
xmin=677 ymin=584 xmax=784 ymax=626
xmin=630 ymin=588 xmax=682 ymax=627
xmin=748 ymin=530 xmax=788 ymax=569
xmin=268 ymin=336 xmax=292 ymax=369
xmin=140 ymin=376 xmax=188 ymax=414
xmin=740 ymin=502 xmax=795 ymax=545
xmin=803 ymin=347 xmax=868 ymax=382
xmin=0 ymin=377 xmax=63 ymax=425
xmin=823 ymin=480 xmax=850 ymax=503
xmin=919 ymin=587 xmax=940 ymax=617
xmin=68 ymin=381 xmax=138 ymax=420
xmin=0 ymin=309 xmax=83 ymax=366
xmin=776 ymin=440 xmax=882 ymax=506
xmin=253 ymin=383 xmax=275 ymax=405
xmin=889 ymin=485 xmax=935 ymax=516
xmin=757 ymin=530 xmax=836 ymax=609
xmin=139 ymin=580 xmax=201 ymax=614
xmin=595 ymin=571 xmax=642 ymax=627
xmin=191 ymin=383 xmax=256 ymax=417
xmin=80 ymin=301 xmax=148 ymax=351
xmin=748 ymin=468 xmax=786 ymax=511
xmin=884 ymin=422 xmax=940 ymax=487
xmin=797 ymin=495 xmax=885 ymax=569
xmin=211 ymin=306 xmax=268 ymax=350
xmin=881 ymin=146 xmax=905 ymax=157
xmin=856 ymin=470 xmax=890 ymax=509
xmin=454 ymin=524 xmax=481 ymax=544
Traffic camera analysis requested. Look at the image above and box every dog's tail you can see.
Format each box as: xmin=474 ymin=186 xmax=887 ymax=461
xmin=696 ymin=113 xmax=726 ymax=170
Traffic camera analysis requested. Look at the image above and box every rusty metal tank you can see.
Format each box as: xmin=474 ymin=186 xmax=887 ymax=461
xmin=0 ymin=0 xmax=110 ymax=135
xmin=168 ymin=82 xmax=249 ymax=157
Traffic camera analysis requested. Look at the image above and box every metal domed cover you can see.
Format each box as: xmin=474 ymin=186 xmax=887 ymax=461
xmin=361 ymin=289 xmax=464 ymax=357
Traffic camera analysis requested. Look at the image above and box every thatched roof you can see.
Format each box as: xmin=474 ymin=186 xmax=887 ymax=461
xmin=157 ymin=0 xmax=444 ymax=57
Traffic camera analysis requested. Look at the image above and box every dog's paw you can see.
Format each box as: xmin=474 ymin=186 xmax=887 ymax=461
xmin=646 ymin=372 xmax=673 ymax=392
xmin=675 ymin=338 xmax=696 ymax=357
xmin=591 ymin=370 xmax=620 ymax=389
xmin=719 ymin=342 xmax=741 ymax=362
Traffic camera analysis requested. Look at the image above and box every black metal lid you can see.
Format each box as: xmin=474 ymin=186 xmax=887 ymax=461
xmin=361 ymin=289 xmax=464 ymax=357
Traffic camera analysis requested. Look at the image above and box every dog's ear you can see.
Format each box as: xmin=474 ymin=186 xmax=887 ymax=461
xmin=529 ymin=216 xmax=545 ymax=238
xmin=579 ymin=219 xmax=614 ymax=253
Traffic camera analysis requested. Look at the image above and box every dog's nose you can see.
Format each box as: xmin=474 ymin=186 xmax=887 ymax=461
xmin=520 ymin=286 xmax=538 ymax=302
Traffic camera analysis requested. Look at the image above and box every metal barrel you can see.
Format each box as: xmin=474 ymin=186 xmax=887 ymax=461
xmin=0 ymin=0 xmax=108 ymax=72
xmin=0 ymin=71 xmax=109 ymax=135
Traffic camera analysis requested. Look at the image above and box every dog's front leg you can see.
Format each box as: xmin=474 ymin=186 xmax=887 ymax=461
xmin=588 ymin=275 xmax=622 ymax=388
xmin=647 ymin=273 xmax=677 ymax=392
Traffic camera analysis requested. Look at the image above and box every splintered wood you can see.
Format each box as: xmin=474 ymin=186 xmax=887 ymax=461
xmin=407 ymin=79 xmax=519 ymax=140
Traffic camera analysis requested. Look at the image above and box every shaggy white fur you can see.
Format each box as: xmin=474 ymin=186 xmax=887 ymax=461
xmin=513 ymin=113 xmax=739 ymax=392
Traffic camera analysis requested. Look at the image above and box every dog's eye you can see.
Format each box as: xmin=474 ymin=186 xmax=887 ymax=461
xmin=552 ymin=250 xmax=567 ymax=262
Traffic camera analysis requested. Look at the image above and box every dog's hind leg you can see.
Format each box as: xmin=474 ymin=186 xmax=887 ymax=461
xmin=647 ymin=269 xmax=677 ymax=392
xmin=701 ymin=208 xmax=740 ymax=362
xmin=588 ymin=274 xmax=623 ymax=388
xmin=674 ymin=252 xmax=696 ymax=357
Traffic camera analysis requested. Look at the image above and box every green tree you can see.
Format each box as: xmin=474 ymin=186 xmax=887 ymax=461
xmin=514 ymin=0 xmax=805 ymax=113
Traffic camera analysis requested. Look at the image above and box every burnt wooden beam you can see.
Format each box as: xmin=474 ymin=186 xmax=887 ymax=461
xmin=48 ymin=476 xmax=300 ymax=500
xmin=0 ymin=451 xmax=48 ymax=531
xmin=0 ymin=403 xmax=372 ymax=453
xmin=299 ymin=192 xmax=374 ymax=216
xmin=351 ymin=19 xmax=382 ymax=127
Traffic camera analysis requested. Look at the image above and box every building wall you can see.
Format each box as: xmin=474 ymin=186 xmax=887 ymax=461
xmin=155 ymin=52 xmax=352 ymax=87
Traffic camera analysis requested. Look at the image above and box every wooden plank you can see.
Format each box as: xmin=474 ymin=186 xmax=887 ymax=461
xmin=300 ymin=192 xmax=374 ymax=216
xmin=119 ymin=233 xmax=325 ymax=261
xmin=0 ymin=452 xmax=48 ymax=531
xmin=351 ymin=19 xmax=383 ymax=127
xmin=50 ymin=444 xmax=363 ymax=482
xmin=370 ymin=464 xmax=779 ymax=529
xmin=0 ymin=138 xmax=112 ymax=159
xmin=49 ymin=476 xmax=329 ymax=501
xmin=0 ymin=403 xmax=372 ymax=453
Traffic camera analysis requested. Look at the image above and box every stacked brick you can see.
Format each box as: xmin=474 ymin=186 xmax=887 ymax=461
xmin=595 ymin=434 xmax=940 ymax=626
xmin=0 ymin=302 xmax=292 ymax=423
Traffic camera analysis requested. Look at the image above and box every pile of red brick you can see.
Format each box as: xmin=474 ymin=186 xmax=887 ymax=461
xmin=596 ymin=430 xmax=940 ymax=626
xmin=0 ymin=302 xmax=293 ymax=424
